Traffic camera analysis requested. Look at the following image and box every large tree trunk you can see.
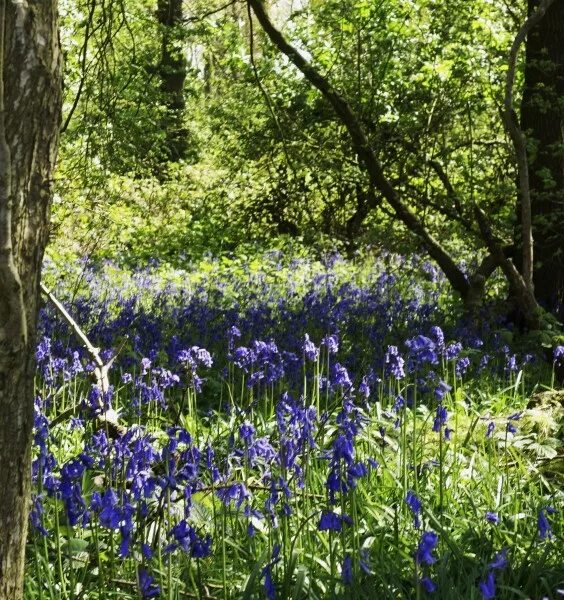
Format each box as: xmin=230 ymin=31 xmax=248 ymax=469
xmin=520 ymin=0 xmax=564 ymax=315
xmin=0 ymin=3 xmax=62 ymax=598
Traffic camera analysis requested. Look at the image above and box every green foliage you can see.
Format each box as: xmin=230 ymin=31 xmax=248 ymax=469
xmin=54 ymin=0 xmax=530 ymax=266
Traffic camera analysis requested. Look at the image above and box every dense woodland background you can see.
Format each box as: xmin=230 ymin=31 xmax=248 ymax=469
xmin=52 ymin=0 xmax=563 ymax=323
xmin=0 ymin=1 xmax=563 ymax=598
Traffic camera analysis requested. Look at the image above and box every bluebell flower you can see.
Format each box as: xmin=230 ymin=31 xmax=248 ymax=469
xmin=239 ymin=422 xmax=255 ymax=443
xmin=29 ymin=494 xmax=48 ymax=536
xmin=141 ymin=357 xmax=152 ymax=374
xmin=405 ymin=335 xmax=438 ymax=367
xmin=478 ymin=571 xmax=495 ymax=599
xmin=455 ymin=357 xmax=470 ymax=377
xmin=505 ymin=354 xmax=517 ymax=373
xmin=216 ymin=482 xmax=250 ymax=509
xmin=318 ymin=511 xmax=342 ymax=531
xmin=321 ymin=334 xmax=339 ymax=354
xmin=444 ymin=342 xmax=462 ymax=360
xmin=434 ymin=380 xmax=451 ymax=401
xmin=341 ymin=555 xmax=353 ymax=585
xmin=416 ymin=531 xmax=438 ymax=565
xmin=139 ymin=569 xmax=161 ymax=598
xmin=430 ymin=326 xmax=444 ymax=351
xmin=332 ymin=363 xmax=353 ymax=390
xmin=488 ymin=549 xmax=508 ymax=570
xmin=432 ymin=405 xmax=448 ymax=434
xmin=485 ymin=512 xmax=500 ymax=524
xmin=420 ymin=576 xmax=436 ymax=593
xmin=405 ymin=490 xmax=422 ymax=528
xmin=303 ymin=334 xmax=319 ymax=361
xmin=486 ymin=422 xmax=495 ymax=438
xmin=538 ymin=506 xmax=556 ymax=540
xmin=263 ymin=566 xmax=275 ymax=600
xmin=385 ymin=346 xmax=405 ymax=379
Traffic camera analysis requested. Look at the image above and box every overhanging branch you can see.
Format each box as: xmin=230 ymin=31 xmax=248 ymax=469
xmin=247 ymin=0 xmax=471 ymax=300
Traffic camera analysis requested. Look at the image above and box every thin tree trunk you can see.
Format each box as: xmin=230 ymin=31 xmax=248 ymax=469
xmin=0 ymin=2 xmax=62 ymax=598
xmin=502 ymin=0 xmax=556 ymax=295
xmin=157 ymin=0 xmax=189 ymax=163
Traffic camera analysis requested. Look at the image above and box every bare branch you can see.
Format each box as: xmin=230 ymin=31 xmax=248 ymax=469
xmin=40 ymin=282 xmax=126 ymax=393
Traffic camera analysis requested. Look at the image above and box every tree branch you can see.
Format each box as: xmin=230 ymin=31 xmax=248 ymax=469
xmin=247 ymin=0 xmax=471 ymax=300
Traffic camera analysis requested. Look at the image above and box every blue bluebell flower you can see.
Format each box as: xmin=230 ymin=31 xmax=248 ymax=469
xmin=416 ymin=531 xmax=438 ymax=565
xmin=478 ymin=571 xmax=495 ymax=600
xmin=538 ymin=506 xmax=557 ymax=540
xmin=406 ymin=490 xmax=422 ymax=528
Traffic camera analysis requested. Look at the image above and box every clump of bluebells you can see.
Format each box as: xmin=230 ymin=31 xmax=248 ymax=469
xmin=28 ymin=255 xmax=564 ymax=599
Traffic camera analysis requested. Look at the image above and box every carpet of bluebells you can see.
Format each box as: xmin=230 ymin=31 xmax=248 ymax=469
xmin=27 ymin=252 xmax=563 ymax=599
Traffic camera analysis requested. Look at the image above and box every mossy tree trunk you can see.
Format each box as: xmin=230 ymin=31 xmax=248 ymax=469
xmin=0 ymin=2 xmax=62 ymax=598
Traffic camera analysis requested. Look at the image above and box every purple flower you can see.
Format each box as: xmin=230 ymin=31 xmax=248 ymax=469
xmin=444 ymin=342 xmax=462 ymax=360
xmin=405 ymin=490 xmax=422 ymax=528
xmin=430 ymin=326 xmax=444 ymax=351
xmin=416 ymin=531 xmax=438 ymax=565
xmin=432 ymin=405 xmax=448 ymax=434
xmin=216 ymin=482 xmax=250 ymax=509
xmin=332 ymin=363 xmax=352 ymax=390
xmin=488 ymin=549 xmax=508 ymax=570
xmin=341 ymin=555 xmax=353 ymax=585
xmin=420 ymin=576 xmax=436 ymax=593
xmin=485 ymin=512 xmax=500 ymax=525
xmin=455 ymin=357 xmax=470 ymax=377
xmin=434 ymin=380 xmax=451 ymax=401
xmin=505 ymin=354 xmax=517 ymax=373
xmin=538 ymin=506 xmax=556 ymax=540
xmin=139 ymin=569 xmax=161 ymax=598
xmin=303 ymin=334 xmax=319 ymax=361
xmin=553 ymin=345 xmax=564 ymax=361
xmin=321 ymin=334 xmax=339 ymax=354
xmin=385 ymin=346 xmax=405 ymax=379
xmin=239 ymin=422 xmax=255 ymax=443
xmin=405 ymin=335 xmax=438 ymax=367
xmin=318 ymin=511 xmax=343 ymax=532
xmin=263 ymin=567 xmax=275 ymax=600
xmin=479 ymin=571 xmax=495 ymax=600
xmin=486 ymin=422 xmax=495 ymax=438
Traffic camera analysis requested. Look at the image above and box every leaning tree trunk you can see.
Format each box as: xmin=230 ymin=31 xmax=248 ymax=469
xmin=0 ymin=3 xmax=62 ymax=598
xmin=520 ymin=0 xmax=564 ymax=315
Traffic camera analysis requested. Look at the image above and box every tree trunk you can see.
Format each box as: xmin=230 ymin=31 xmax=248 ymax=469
xmin=521 ymin=0 xmax=564 ymax=315
xmin=0 ymin=3 xmax=62 ymax=598
xmin=157 ymin=0 xmax=189 ymax=163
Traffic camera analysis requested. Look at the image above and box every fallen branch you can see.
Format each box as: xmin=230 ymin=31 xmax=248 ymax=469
xmin=40 ymin=282 xmax=127 ymax=435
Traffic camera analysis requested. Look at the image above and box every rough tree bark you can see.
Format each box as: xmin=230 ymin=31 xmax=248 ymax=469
xmin=157 ymin=0 xmax=189 ymax=163
xmin=520 ymin=0 xmax=564 ymax=315
xmin=0 ymin=2 xmax=62 ymax=598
